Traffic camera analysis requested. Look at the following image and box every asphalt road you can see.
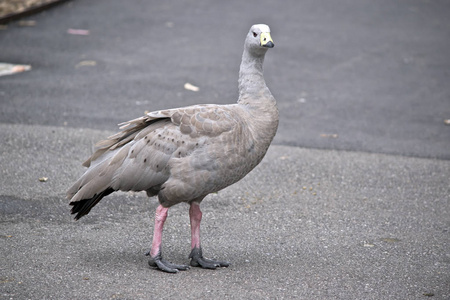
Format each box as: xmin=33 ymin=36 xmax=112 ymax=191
xmin=1 ymin=0 xmax=449 ymax=299
xmin=1 ymin=0 xmax=449 ymax=159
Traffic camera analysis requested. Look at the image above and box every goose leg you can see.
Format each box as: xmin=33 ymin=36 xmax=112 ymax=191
xmin=147 ymin=205 xmax=189 ymax=273
xmin=188 ymin=202 xmax=230 ymax=269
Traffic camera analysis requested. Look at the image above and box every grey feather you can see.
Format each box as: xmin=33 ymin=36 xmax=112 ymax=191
xmin=68 ymin=24 xmax=279 ymax=218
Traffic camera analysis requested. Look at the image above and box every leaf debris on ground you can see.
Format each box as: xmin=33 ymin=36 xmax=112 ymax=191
xmin=0 ymin=0 xmax=56 ymax=18
xmin=0 ymin=62 xmax=31 ymax=76
xmin=184 ymin=82 xmax=200 ymax=92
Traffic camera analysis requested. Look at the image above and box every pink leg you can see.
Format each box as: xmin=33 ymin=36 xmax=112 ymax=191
xmin=188 ymin=202 xmax=230 ymax=269
xmin=150 ymin=204 xmax=168 ymax=257
xmin=147 ymin=204 xmax=189 ymax=273
xmin=189 ymin=202 xmax=202 ymax=250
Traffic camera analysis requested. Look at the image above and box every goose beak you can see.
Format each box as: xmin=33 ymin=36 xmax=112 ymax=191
xmin=260 ymin=32 xmax=274 ymax=48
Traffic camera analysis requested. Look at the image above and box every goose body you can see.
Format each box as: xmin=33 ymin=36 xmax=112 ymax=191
xmin=68 ymin=24 xmax=278 ymax=272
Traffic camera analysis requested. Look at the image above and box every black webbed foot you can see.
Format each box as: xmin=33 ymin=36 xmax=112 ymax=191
xmin=189 ymin=247 xmax=230 ymax=269
xmin=146 ymin=251 xmax=189 ymax=273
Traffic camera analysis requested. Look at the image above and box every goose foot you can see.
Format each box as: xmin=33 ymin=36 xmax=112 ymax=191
xmin=146 ymin=251 xmax=189 ymax=273
xmin=189 ymin=247 xmax=230 ymax=269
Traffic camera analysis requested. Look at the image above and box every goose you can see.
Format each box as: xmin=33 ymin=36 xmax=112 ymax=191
xmin=67 ymin=24 xmax=278 ymax=273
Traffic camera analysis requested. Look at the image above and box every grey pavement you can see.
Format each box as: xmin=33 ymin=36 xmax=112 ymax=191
xmin=1 ymin=0 xmax=449 ymax=299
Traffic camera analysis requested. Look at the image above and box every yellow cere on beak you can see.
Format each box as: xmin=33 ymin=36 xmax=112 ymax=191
xmin=260 ymin=32 xmax=274 ymax=48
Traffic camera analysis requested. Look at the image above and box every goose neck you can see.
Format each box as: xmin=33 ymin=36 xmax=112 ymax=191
xmin=238 ymin=50 xmax=268 ymax=99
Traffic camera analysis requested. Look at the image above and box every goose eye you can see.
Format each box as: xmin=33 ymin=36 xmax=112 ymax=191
xmin=252 ymin=32 xmax=257 ymax=37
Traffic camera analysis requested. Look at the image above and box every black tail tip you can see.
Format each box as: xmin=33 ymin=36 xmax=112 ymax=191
xmin=68 ymin=188 xmax=115 ymax=220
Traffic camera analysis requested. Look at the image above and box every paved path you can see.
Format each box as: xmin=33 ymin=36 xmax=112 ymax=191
xmin=1 ymin=0 xmax=449 ymax=299
xmin=1 ymin=0 xmax=449 ymax=159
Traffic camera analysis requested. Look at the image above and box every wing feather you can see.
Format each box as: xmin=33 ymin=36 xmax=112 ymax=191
xmin=68 ymin=103 xmax=252 ymax=212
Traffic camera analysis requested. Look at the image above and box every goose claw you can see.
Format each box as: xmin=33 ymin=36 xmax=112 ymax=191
xmin=147 ymin=252 xmax=189 ymax=273
xmin=189 ymin=247 xmax=230 ymax=269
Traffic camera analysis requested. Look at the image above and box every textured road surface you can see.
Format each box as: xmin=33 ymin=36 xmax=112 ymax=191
xmin=1 ymin=0 xmax=449 ymax=299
